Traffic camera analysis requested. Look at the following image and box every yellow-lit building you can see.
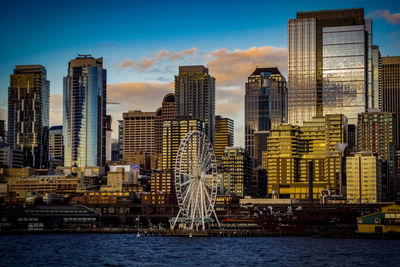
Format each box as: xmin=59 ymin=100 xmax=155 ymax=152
xmin=346 ymin=152 xmax=382 ymax=203
xmin=222 ymin=147 xmax=252 ymax=197
xmin=266 ymin=114 xmax=347 ymax=200
xmin=151 ymin=118 xmax=203 ymax=194
xmin=214 ymin=115 xmax=234 ymax=168
xmin=357 ymin=204 xmax=400 ymax=233
xmin=8 ymin=175 xmax=78 ymax=198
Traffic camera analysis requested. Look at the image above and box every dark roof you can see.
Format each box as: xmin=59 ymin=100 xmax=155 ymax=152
xmin=251 ymin=68 xmax=281 ymax=76
xmin=49 ymin=125 xmax=62 ymax=131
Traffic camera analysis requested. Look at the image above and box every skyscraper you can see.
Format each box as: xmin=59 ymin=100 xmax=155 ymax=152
xmin=371 ymin=45 xmax=382 ymax=110
xmin=214 ymin=115 xmax=234 ymax=168
xmin=49 ymin=125 xmax=63 ymax=161
xmin=357 ymin=111 xmax=396 ymax=201
xmin=105 ymin=115 xmax=112 ymax=162
xmin=382 ymin=56 xmax=400 ymax=150
xmin=8 ymin=65 xmax=49 ymax=168
xmin=288 ymin=8 xmax=373 ymax=126
xmin=175 ymin=65 xmax=215 ymax=144
xmin=222 ymin=147 xmax=252 ymax=197
xmin=151 ymin=118 xmax=203 ymax=194
xmin=122 ymin=110 xmax=156 ymax=161
xmin=245 ymin=67 xmax=287 ymax=159
xmin=63 ymin=55 xmax=106 ymax=167
xmin=346 ymin=152 xmax=382 ymax=204
xmin=155 ymin=93 xmax=175 ymax=154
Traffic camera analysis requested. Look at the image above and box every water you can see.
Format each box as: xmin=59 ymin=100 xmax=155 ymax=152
xmin=0 ymin=234 xmax=399 ymax=266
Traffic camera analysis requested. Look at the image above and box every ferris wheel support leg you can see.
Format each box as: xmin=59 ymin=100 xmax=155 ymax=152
xmin=202 ymin=182 xmax=221 ymax=229
xmin=172 ymin=208 xmax=183 ymax=230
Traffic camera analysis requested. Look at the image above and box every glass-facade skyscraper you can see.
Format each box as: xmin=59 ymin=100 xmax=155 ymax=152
xmin=63 ymin=55 xmax=107 ymax=167
xmin=8 ymin=65 xmax=49 ymax=168
xmin=245 ymin=67 xmax=287 ymax=159
xmin=288 ymin=8 xmax=375 ymax=126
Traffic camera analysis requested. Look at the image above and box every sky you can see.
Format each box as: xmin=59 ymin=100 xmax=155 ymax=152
xmin=1 ymin=0 xmax=399 ymax=146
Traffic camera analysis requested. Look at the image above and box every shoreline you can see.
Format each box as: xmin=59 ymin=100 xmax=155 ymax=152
xmin=1 ymin=229 xmax=400 ymax=239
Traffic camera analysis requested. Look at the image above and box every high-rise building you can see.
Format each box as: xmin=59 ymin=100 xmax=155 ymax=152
xmin=254 ymin=131 xmax=269 ymax=169
xmin=288 ymin=8 xmax=373 ymax=126
xmin=151 ymin=118 xmax=203 ymax=194
xmin=122 ymin=110 xmax=156 ymax=163
xmin=155 ymin=93 xmax=175 ymax=154
xmin=49 ymin=126 xmax=63 ymax=161
xmin=214 ymin=115 xmax=234 ymax=168
xmin=0 ymin=120 xmax=5 ymax=142
xmin=382 ymin=56 xmax=400 ymax=150
xmin=8 ymin=65 xmax=49 ymax=168
xmin=371 ymin=45 xmax=382 ymax=110
xmin=245 ymin=67 xmax=287 ymax=159
xmin=175 ymin=65 xmax=215 ymax=144
xmin=0 ymin=142 xmax=23 ymax=168
xmin=346 ymin=152 xmax=382 ymax=204
xmin=118 ymin=120 xmax=123 ymax=161
xmin=222 ymin=147 xmax=252 ymax=197
xmin=357 ymin=111 xmax=396 ymax=201
xmin=63 ymin=55 xmax=106 ymax=167
xmin=105 ymin=115 xmax=112 ymax=162
xmin=266 ymin=114 xmax=347 ymax=200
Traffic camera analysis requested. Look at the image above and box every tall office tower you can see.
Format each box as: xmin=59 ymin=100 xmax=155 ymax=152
xmin=266 ymin=115 xmax=347 ymax=200
xmin=8 ymin=65 xmax=49 ymax=168
xmin=175 ymin=66 xmax=215 ymax=144
xmin=151 ymin=118 xmax=203 ymax=194
xmin=105 ymin=115 xmax=112 ymax=162
xmin=122 ymin=110 xmax=156 ymax=163
xmin=111 ymin=139 xmax=120 ymax=162
xmin=288 ymin=8 xmax=373 ymax=126
xmin=49 ymin=126 xmax=63 ymax=161
xmin=63 ymin=55 xmax=106 ymax=167
xmin=214 ymin=115 xmax=234 ymax=168
xmin=357 ymin=111 xmax=396 ymax=201
xmin=371 ymin=46 xmax=382 ymax=110
xmin=0 ymin=120 xmax=5 ymax=142
xmin=254 ymin=131 xmax=269 ymax=169
xmin=346 ymin=152 xmax=382 ymax=204
xmin=222 ymin=147 xmax=252 ymax=197
xmin=245 ymin=67 xmax=287 ymax=159
xmin=382 ymin=56 xmax=400 ymax=149
xmin=155 ymin=93 xmax=175 ymax=154
xmin=118 ymin=120 xmax=123 ymax=161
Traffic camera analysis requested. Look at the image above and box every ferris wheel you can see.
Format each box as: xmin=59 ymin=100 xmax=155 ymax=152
xmin=171 ymin=130 xmax=220 ymax=230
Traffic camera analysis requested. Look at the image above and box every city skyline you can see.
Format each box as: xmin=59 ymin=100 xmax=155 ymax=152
xmin=1 ymin=1 xmax=400 ymax=146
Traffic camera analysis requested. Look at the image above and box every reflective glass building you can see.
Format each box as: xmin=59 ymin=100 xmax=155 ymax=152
xmin=245 ymin=67 xmax=287 ymax=159
xmin=63 ymin=55 xmax=106 ymax=167
xmin=8 ymin=65 xmax=49 ymax=168
xmin=288 ymin=8 xmax=376 ymax=126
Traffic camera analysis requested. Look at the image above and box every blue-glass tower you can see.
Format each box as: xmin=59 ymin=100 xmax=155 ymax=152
xmin=63 ymin=55 xmax=107 ymax=167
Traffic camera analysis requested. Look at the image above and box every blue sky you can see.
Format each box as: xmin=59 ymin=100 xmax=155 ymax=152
xmin=1 ymin=0 xmax=399 ymax=145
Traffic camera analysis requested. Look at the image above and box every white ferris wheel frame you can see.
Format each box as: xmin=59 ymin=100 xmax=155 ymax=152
xmin=171 ymin=130 xmax=220 ymax=230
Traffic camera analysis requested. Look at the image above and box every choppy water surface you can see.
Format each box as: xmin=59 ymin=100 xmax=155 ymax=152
xmin=0 ymin=234 xmax=399 ymax=266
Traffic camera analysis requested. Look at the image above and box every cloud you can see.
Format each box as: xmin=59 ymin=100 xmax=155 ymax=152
xmin=50 ymin=94 xmax=62 ymax=126
xmin=115 ymin=48 xmax=198 ymax=72
xmin=367 ymin=9 xmax=400 ymax=24
xmin=206 ymin=46 xmax=287 ymax=87
xmin=0 ymin=107 xmax=7 ymax=121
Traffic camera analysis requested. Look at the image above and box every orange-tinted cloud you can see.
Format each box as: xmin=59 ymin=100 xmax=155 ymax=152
xmin=206 ymin=46 xmax=287 ymax=87
xmin=50 ymin=94 xmax=62 ymax=126
xmin=367 ymin=9 xmax=400 ymax=24
xmin=116 ymin=48 xmax=198 ymax=72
